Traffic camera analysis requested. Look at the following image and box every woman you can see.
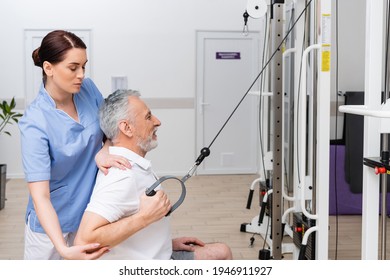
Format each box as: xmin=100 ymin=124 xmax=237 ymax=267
xmin=19 ymin=30 xmax=130 ymax=260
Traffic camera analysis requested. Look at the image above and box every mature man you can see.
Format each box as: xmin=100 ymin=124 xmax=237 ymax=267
xmin=75 ymin=89 xmax=232 ymax=260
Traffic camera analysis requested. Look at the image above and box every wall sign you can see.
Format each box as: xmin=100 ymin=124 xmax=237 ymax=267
xmin=216 ymin=52 xmax=241 ymax=59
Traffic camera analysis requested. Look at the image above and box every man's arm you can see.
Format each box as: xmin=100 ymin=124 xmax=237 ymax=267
xmin=75 ymin=191 xmax=171 ymax=249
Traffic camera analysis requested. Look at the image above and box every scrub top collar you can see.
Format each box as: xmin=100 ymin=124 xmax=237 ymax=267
xmin=39 ymin=82 xmax=77 ymax=109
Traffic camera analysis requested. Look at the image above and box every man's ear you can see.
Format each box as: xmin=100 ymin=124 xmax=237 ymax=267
xmin=119 ymin=120 xmax=133 ymax=137
xmin=43 ymin=61 xmax=53 ymax=77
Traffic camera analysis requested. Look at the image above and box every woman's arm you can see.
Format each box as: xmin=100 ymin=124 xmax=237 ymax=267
xmin=28 ymin=181 xmax=109 ymax=259
xmin=95 ymin=139 xmax=131 ymax=175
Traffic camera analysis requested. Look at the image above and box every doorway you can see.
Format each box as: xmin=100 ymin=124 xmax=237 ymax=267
xmin=196 ymin=31 xmax=261 ymax=174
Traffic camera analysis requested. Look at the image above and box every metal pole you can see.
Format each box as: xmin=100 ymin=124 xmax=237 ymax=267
xmin=379 ymin=148 xmax=387 ymax=260
xmin=379 ymin=0 xmax=390 ymax=260
xmin=271 ymin=0 xmax=285 ymax=260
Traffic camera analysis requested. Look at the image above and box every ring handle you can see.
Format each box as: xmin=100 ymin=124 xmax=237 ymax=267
xmin=145 ymin=175 xmax=186 ymax=216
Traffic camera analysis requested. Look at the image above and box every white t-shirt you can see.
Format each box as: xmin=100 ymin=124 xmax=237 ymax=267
xmin=85 ymin=146 xmax=172 ymax=259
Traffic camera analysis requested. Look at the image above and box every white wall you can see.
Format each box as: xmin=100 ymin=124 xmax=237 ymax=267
xmin=0 ymin=0 xmax=259 ymax=178
xmin=0 ymin=0 xmax=367 ymax=178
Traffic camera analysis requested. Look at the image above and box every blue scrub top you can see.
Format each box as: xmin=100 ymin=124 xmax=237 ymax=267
xmin=19 ymin=78 xmax=104 ymax=233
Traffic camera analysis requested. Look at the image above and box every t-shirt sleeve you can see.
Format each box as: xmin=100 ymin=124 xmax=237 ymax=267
xmin=85 ymin=170 xmax=140 ymax=223
xmin=18 ymin=110 xmax=51 ymax=182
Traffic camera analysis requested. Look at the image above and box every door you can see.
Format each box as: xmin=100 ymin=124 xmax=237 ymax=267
xmin=196 ymin=31 xmax=261 ymax=174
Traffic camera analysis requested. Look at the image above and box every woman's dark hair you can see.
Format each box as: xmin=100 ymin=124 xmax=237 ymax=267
xmin=32 ymin=30 xmax=87 ymax=81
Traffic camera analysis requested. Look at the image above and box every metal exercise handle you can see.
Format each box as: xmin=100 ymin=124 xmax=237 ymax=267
xmin=145 ymin=175 xmax=187 ymax=216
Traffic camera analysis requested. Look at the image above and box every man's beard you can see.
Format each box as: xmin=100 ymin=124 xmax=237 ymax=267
xmin=137 ymin=134 xmax=158 ymax=153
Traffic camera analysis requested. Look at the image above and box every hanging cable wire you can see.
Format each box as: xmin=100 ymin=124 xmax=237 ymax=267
xmin=258 ymin=12 xmax=270 ymax=182
xmin=282 ymin=3 xmax=296 ymax=219
xmin=262 ymin=205 xmax=272 ymax=250
xmin=295 ymin=1 xmax=309 ymax=185
xmin=384 ymin=0 xmax=390 ymax=104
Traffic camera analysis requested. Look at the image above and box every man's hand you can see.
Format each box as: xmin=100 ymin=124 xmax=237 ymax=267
xmin=138 ymin=191 xmax=171 ymax=225
xmin=172 ymin=237 xmax=206 ymax=252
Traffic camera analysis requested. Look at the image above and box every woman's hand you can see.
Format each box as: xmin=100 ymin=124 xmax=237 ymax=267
xmin=60 ymin=243 xmax=110 ymax=260
xmin=95 ymin=150 xmax=131 ymax=175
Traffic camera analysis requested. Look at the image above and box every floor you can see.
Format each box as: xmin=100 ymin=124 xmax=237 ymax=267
xmin=0 ymin=175 xmax=389 ymax=260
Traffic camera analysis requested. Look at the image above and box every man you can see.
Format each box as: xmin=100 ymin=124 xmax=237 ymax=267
xmin=75 ymin=89 xmax=232 ymax=260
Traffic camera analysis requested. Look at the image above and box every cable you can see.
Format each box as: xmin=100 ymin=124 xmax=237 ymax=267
xmin=384 ymin=0 xmax=390 ymax=103
xmin=282 ymin=1 xmax=296 ymax=223
xmin=258 ymin=11 xmax=270 ymax=182
xmin=262 ymin=204 xmax=271 ymax=250
xmin=294 ymin=0 xmax=310 ymax=185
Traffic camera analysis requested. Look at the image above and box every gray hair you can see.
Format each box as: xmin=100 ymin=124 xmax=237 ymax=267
xmin=99 ymin=89 xmax=141 ymax=141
